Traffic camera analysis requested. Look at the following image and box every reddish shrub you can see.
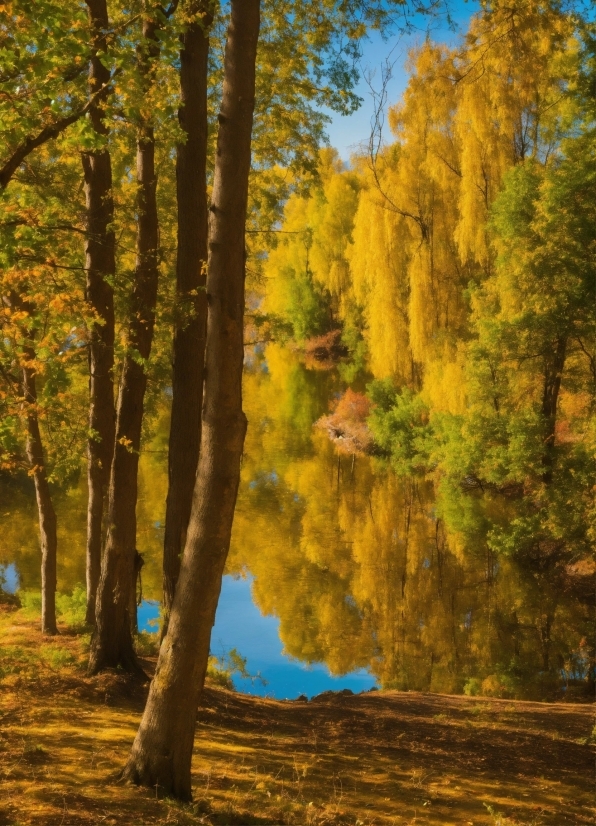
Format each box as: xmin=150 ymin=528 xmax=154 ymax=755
xmin=315 ymin=389 xmax=373 ymax=456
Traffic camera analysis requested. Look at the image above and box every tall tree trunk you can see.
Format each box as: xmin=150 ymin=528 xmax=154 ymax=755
xmin=122 ymin=0 xmax=260 ymax=797
xmin=22 ymin=355 xmax=58 ymax=636
xmin=162 ymin=1 xmax=212 ymax=633
xmin=82 ymin=0 xmax=117 ymax=626
xmin=89 ymin=11 xmax=162 ymax=675
xmin=540 ymin=613 xmax=553 ymax=672
xmin=541 ymin=336 xmax=566 ymax=484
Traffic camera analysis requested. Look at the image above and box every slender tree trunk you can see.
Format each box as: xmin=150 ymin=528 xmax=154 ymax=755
xmin=122 ymin=0 xmax=260 ymax=797
xmin=89 ymin=12 xmax=162 ymax=675
xmin=22 ymin=356 xmax=58 ymax=636
xmin=162 ymin=1 xmax=212 ymax=632
xmin=541 ymin=336 xmax=566 ymax=484
xmin=82 ymin=0 xmax=117 ymax=626
xmin=540 ymin=614 xmax=553 ymax=672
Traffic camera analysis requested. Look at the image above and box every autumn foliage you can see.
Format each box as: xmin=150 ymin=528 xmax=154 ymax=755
xmin=316 ymin=388 xmax=373 ymax=455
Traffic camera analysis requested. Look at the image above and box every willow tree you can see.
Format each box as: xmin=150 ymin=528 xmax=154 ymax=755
xmin=348 ymin=156 xmax=414 ymax=382
xmin=348 ymin=42 xmax=465 ymax=392
xmin=346 ymin=1 xmax=576 ymax=403
xmin=454 ymin=0 xmax=576 ymax=269
xmin=262 ymin=149 xmax=360 ymax=342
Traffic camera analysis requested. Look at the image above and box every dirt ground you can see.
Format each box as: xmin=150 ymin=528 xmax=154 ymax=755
xmin=0 ymin=613 xmax=594 ymax=826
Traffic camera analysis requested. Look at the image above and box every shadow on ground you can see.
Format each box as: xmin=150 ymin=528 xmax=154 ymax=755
xmin=0 ymin=612 xmax=593 ymax=826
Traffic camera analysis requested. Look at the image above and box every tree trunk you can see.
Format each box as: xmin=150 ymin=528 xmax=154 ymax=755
xmin=540 ymin=613 xmax=553 ymax=672
xmin=541 ymin=336 xmax=566 ymax=484
xmin=82 ymin=0 xmax=117 ymax=626
xmin=122 ymin=0 xmax=260 ymax=797
xmin=22 ymin=356 xmax=58 ymax=636
xmin=162 ymin=2 xmax=212 ymax=633
xmin=89 ymin=12 xmax=162 ymax=675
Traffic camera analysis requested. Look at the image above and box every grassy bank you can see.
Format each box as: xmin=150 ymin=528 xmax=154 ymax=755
xmin=0 ymin=607 xmax=593 ymax=826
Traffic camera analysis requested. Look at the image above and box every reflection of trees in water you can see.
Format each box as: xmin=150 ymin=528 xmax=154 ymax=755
xmin=0 ymin=475 xmax=85 ymax=591
xmin=228 ymin=346 xmax=593 ymax=700
xmin=1 ymin=345 xmax=591 ymax=699
xmin=0 ymin=431 xmax=168 ymax=603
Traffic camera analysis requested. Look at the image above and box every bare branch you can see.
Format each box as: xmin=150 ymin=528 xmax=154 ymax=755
xmin=363 ymin=58 xmax=430 ymax=240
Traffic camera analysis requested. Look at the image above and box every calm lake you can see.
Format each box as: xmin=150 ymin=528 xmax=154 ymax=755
xmin=0 ymin=344 xmax=591 ymax=700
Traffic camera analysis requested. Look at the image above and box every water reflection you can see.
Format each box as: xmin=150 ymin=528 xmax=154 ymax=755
xmin=0 ymin=344 xmax=592 ymax=700
xmin=211 ymin=576 xmax=375 ymax=698
xmin=135 ymin=576 xmax=376 ymax=699
xmin=0 ymin=563 xmax=18 ymax=593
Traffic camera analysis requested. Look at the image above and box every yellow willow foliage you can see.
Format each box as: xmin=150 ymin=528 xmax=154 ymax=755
xmin=454 ymin=0 xmax=578 ymax=266
xmin=389 ymin=43 xmax=469 ymax=368
xmin=262 ymin=148 xmax=359 ymax=326
xmin=349 ymin=43 xmax=468 ymax=381
xmin=262 ymin=194 xmax=311 ymax=317
xmin=346 ymin=6 xmax=576 ymax=394
xmin=348 ymin=162 xmax=412 ymax=381
xmin=422 ymin=345 xmax=467 ymax=415
xmin=308 ymin=159 xmax=360 ymax=309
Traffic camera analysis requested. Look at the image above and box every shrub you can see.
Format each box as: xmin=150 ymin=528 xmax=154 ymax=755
xmin=481 ymin=674 xmax=513 ymax=698
xmin=207 ymin=656 xmax=235 ymax=690
xmin=316 ymin=389 xmax=373 ymax=455
xmin=19 ymin=586 xmax=88 ymax=630
xmin=135 ymin=631 xmax=159 ymax=657
xmin=207 ymin=647 xmax=267 ymax=691
xmin=19 ymin=591 xmax=42 ymax=617
xmin=464 ymin=677 xmax=482 ymax=697
xmin=56 ymin=585 xmax=87 ymax=629
xmin=39 ymin=645 xmax=75 ymax=669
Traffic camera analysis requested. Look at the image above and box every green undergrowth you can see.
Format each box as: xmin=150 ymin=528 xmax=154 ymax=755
xmin=19 ymin=584 xmax=88 ymax=631
xmin=207 ymin=647 xmax=267 ymax=691
xmin=6 ymin=592 xmax=263 ymax=693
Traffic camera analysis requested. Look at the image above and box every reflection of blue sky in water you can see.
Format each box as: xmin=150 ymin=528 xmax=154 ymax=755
xmin=0 ymin=563 xmax=19 ymax=593
xmin=2 ymin=559 xmax=370 ymax=700
xmin=138 ymin=574 xmax=376 ymax=700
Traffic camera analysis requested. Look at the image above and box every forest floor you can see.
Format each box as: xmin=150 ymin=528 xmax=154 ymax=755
xmin=0 ymin=609 xmax=594 ymax=826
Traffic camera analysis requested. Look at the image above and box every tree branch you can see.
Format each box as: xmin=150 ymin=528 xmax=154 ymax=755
xmin=0 ymin=72 xmax=118 ymax=191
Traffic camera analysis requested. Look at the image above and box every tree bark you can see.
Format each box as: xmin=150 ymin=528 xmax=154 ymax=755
xmin=541 ymin=336 xmax=566 ymax=484
xmin=122 ymin=0 xmax=260 ymax=797
xmin=22 ymin=354 xmax=58 ymax=636
xmin=89 ymin=11 xmax=162 ymax=675
xmin=82 ymin=0 xmax=117 ymax=626
xmin=162 ymin=1 xmax=212 ymax=633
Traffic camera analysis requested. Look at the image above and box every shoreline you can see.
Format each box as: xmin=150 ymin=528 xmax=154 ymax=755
xmin=0 ymin=613 xmax=593 ymax=825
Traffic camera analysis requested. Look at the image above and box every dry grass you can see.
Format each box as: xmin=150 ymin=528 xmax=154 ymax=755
xmin=0 ymin=608 xmax=594 ymax=826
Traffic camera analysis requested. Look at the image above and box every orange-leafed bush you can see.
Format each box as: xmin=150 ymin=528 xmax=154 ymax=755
xmin=303 ymin=330 xmax=348 ymax=369
xmin=315 ymin=389 xmax=373 ymax=455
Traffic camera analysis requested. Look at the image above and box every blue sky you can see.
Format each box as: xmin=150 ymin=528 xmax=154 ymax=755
xmin=325 ymin=0 xmax=479 ymax=160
